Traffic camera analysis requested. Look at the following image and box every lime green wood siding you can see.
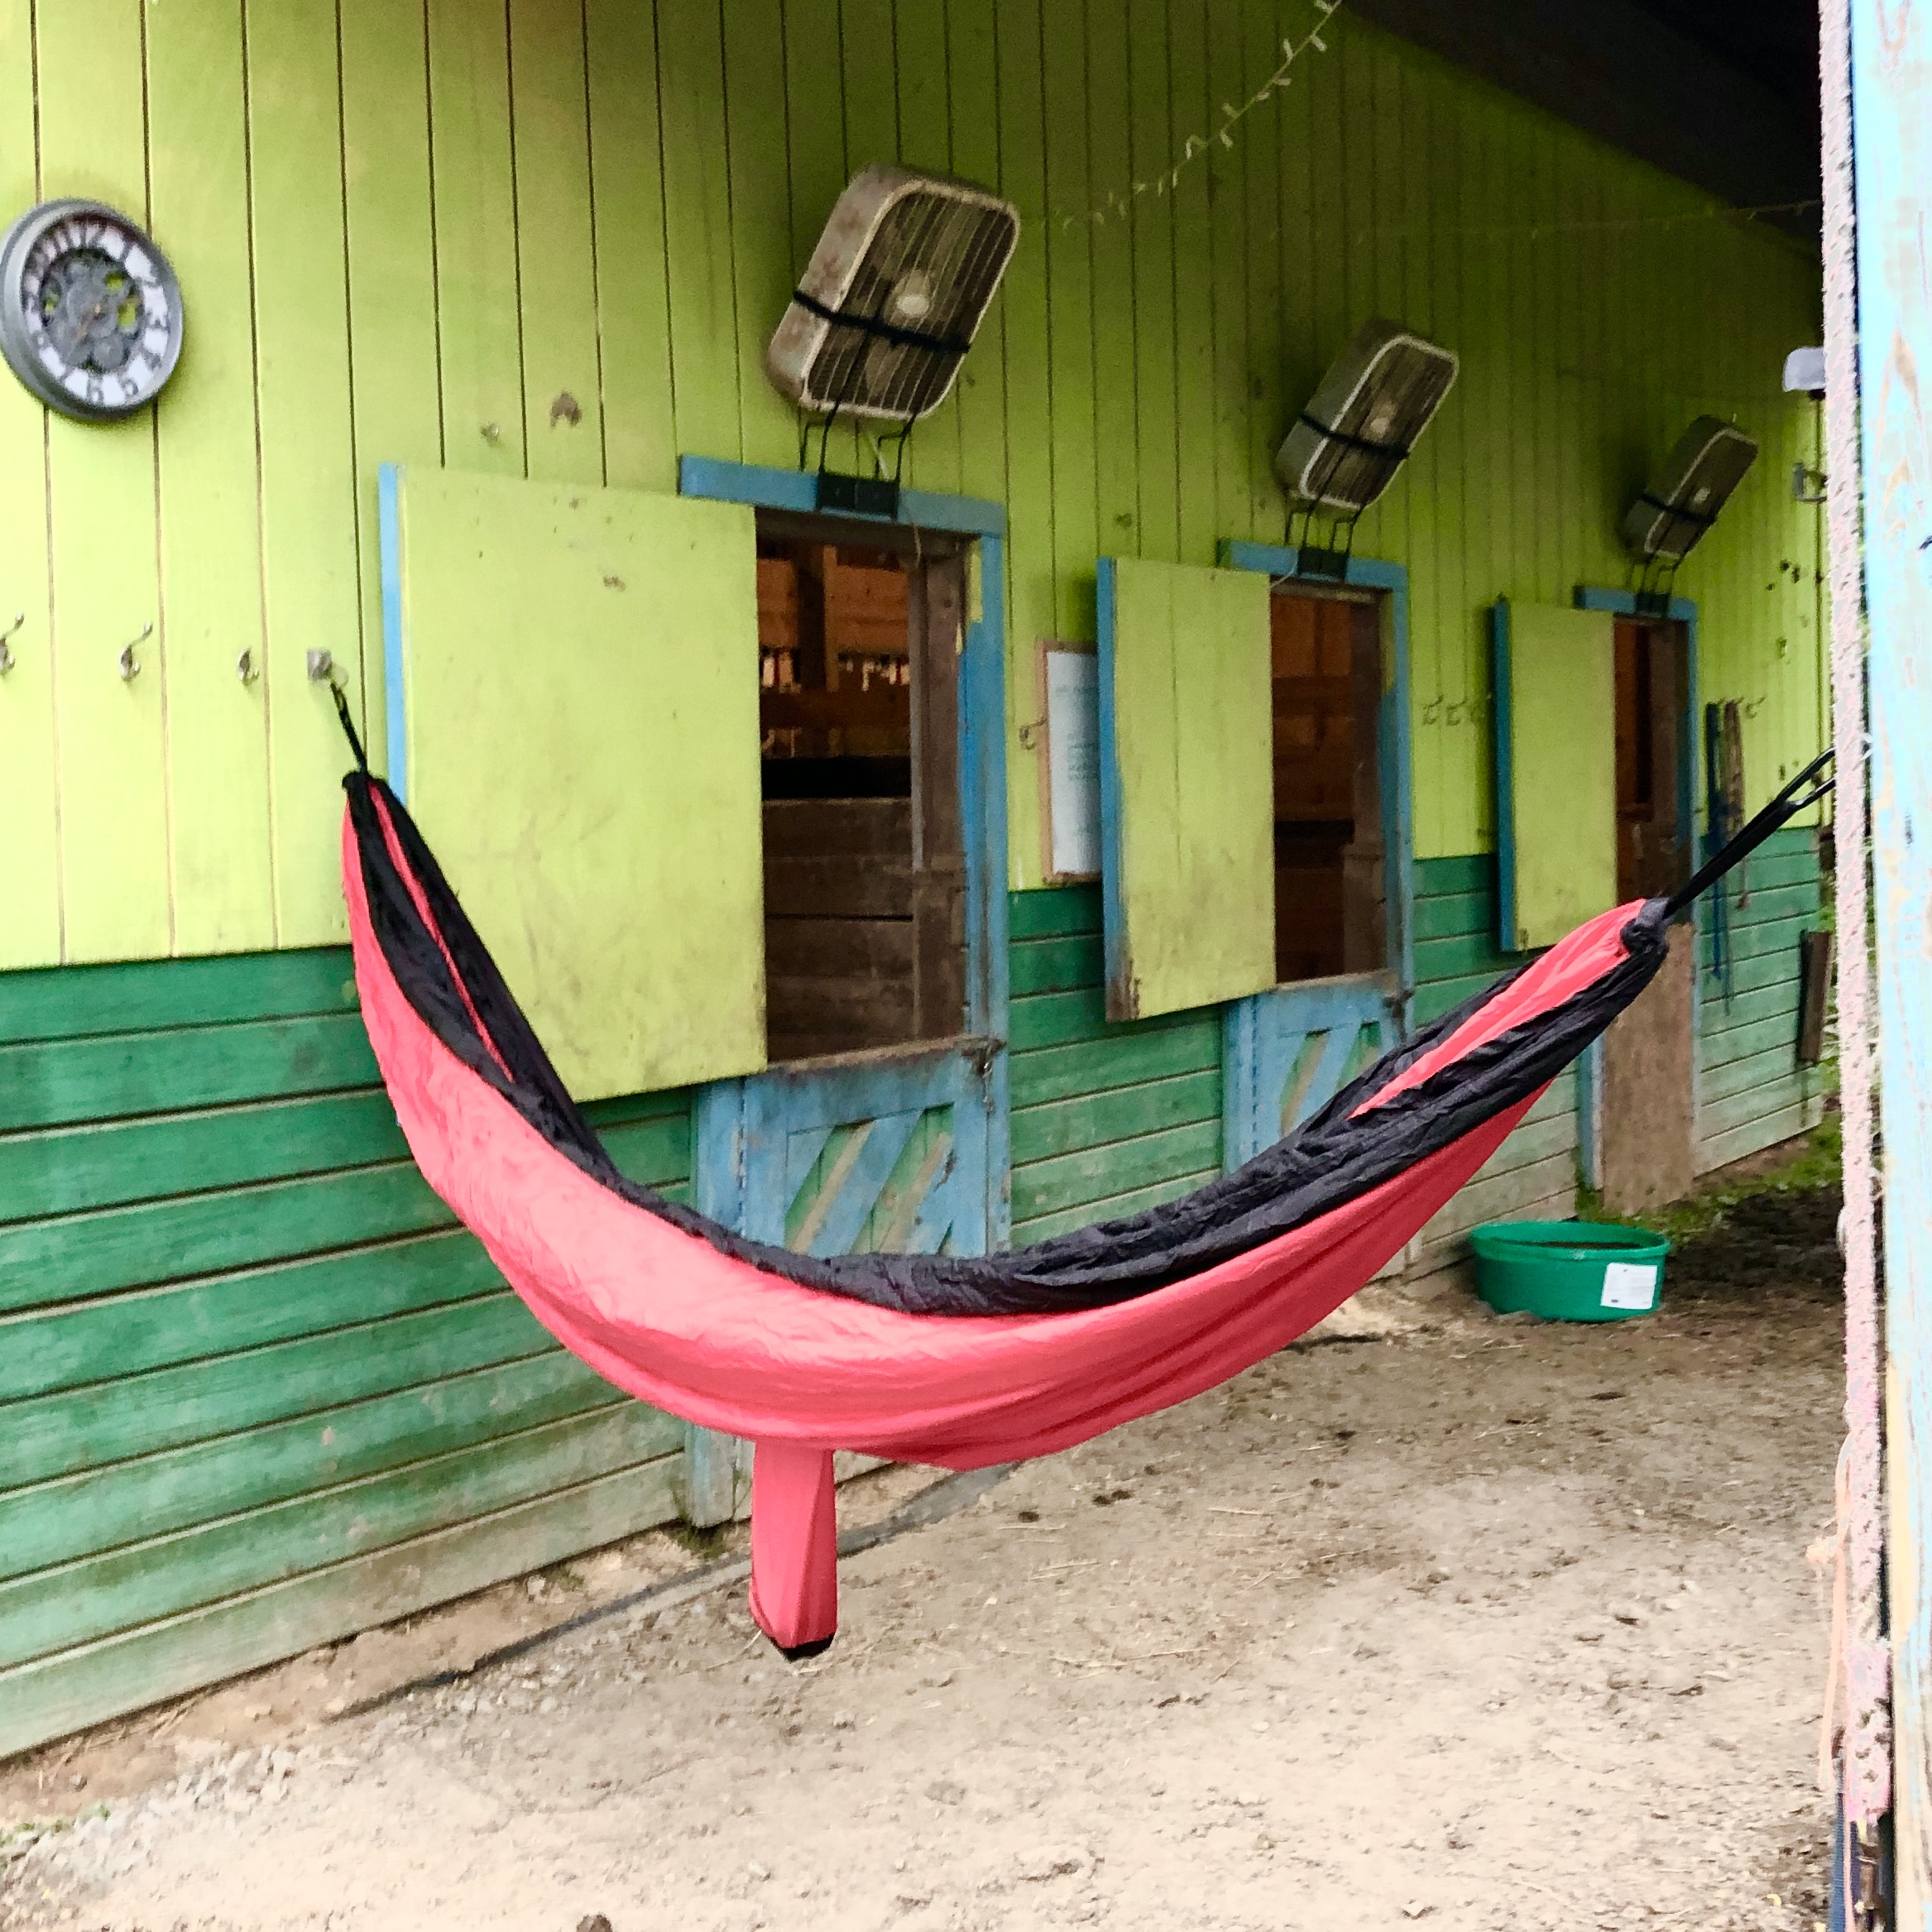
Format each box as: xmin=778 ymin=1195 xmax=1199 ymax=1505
xmin=0 ymin=0 xmax=1824 ymax=960
xmin=0 ymin=956 xmax=692 ymax=1759
xmin=1697 ymin=827 xmax=1826 ymax=1173
xmin=1100 ymin=559 xmax=1275 ymax=1020
xmin=1009 ymin=887 xmax=1224 ymax=1241
xmin=1495 ymin=604 xmax=1618 ymax=951
xmin=395 ymin=470 xmax=767 ymax=1098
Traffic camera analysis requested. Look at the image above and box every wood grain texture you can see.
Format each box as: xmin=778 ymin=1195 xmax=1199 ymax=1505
xmin=0 ymin=0 xmax=58 ymax=968
xmin=396 ymin=468 xmax=766 ymax=1095
xmin=38 ymin=0 xmax=170 ymax=964
xmin=146 ymin=0 xmax=274 ymax=952
xmin=0 ymin=2 xmax=1831 ymax=942
xmin=340 ymin=0 xmax=442 ymax=779
xmin=1494 ymin=602 xmax=1616 ymax=951
xmin=0 ymin=1452 xmax=684 ymax=1760
xmin=509 ymin=0 xmax=604 ymax=485
xmin=1100 ymin=558 xmax=1273 ymax=1019
xmin=247 ymin=0 xmax=364 ymax=949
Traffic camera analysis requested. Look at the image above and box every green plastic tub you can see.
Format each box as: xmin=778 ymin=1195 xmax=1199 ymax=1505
xmin=1469 ymin=1220 xmax=1671 ymax=1322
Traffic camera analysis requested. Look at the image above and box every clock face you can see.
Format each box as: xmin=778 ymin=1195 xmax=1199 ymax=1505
xmin=0 ymin=199 xmax=185 ymax=420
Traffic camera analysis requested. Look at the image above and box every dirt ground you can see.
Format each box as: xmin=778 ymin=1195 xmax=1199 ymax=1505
xmin=3 ymin=1186 xmax=1845 ymax=1932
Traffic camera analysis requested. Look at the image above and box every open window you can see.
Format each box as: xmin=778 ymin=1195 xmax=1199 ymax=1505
xmin=753 ymin=514 xmax=968 ymax=1062
xmin=1269 ymin=586 xmax=1386 ymax=983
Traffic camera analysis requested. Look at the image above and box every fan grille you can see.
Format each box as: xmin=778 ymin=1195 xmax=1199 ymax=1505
xmin=1279 ymin=328 xmax=1460 ymax=516
xmin=797 ymin=189 xmax=1017 ymax=421
xmin=1623 ymin=420 xmax=1759 ymax=563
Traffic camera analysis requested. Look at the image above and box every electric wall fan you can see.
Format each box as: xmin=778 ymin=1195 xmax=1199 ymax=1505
xmin=1621 ymin=417 xmax=1758 ymax=566
xmin=767 ymin=165 xmax=1019 ymax=424
xmin=1276 ymin=319 xmax=1460 ymax=558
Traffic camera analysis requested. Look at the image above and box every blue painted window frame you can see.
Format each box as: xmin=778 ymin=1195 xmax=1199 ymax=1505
xmin=676 ymin=455 xmax=1013 ymax=1249
xmin=1217 ymin=540 xmax=1417 ymax=1013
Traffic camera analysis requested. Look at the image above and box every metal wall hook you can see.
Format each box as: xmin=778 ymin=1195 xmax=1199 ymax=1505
xmin=306 ymin=649 xmax=335 ymax=684
xmin=0 ymin=611 xmax=22 ymax=675
xmin=237 ymin=649 xmax=258 ymax=684
xmin=117 ymin=621 xmax=154 ymax=681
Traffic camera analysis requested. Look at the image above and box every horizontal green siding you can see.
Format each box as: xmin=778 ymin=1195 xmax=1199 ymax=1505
xmin=1695 ymin=827 xmax=1824 ymax=1173
xmin=0 ymin=948 xmax=693 ymax=1759
xmin=1008 ymin=887 xmax=1222 ymax=1242
xmin=1409 ymin=855 xmax=1579 ymax=1273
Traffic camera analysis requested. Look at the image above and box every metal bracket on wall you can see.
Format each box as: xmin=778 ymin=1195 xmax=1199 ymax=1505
xmin=0 ymin=611 xmax=21 ymax=674
xmin=117 ymin=622 xmax=152 ymax=681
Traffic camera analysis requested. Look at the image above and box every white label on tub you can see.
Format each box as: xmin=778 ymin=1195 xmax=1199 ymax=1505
xmin=1601 ymin=1262 xmax=1658 ymax=1311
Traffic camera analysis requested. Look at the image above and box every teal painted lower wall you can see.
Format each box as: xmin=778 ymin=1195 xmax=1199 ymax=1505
xmin=1008 ymin=885 xmax=1223 ymax=1243
xmin=0 ymin=848 xmax=1824 ymax=1755
xmin=0 ymin=952 xmax=692 ymax=1761
xmin=1695 ymin=827 xmax=1827 ymax=1172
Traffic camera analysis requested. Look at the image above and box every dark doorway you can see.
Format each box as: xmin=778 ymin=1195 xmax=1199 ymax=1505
xmin=1269 ymin=586 xmax=1385 ymax=984
xmin=753 ymin=513 xmax=967 ymax=1062
xmin=1600 ymin=615 xmax=1695 ymax=1213
xmin=1613 ymin=617 xmax=1690 ymax=902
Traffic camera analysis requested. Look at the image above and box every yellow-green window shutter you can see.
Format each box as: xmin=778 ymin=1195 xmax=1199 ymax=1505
xmin=1098 ymin=557 xmax=1274 ymax=1022
xmin=391 ymin=467 xmax=765 ymax=1098
xmin=1492 ymin=600 xmax=1618 ymax=952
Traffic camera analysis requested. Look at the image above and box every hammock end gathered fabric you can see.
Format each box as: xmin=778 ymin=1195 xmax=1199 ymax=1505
xmin=747 ymin=1441 xmax=841 ymax=1656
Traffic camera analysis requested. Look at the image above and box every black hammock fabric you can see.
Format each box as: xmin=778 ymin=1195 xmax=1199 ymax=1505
xmin=347 ymin=773 xmax=1675 ymax=1318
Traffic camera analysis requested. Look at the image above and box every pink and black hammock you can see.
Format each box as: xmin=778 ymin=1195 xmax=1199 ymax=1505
xmin=338 ymin=725 xmax=1826 ymax=1658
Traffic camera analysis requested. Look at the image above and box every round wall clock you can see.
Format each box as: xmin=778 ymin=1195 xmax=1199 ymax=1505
xmin=0 ymin=199 xmax=185 ymax=420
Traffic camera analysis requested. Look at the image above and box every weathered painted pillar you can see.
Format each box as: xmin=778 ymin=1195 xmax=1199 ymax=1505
xmin=1851 ymin=0 xmax=1932 ymax=1908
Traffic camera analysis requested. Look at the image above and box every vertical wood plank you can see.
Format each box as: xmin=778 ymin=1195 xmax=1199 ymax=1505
xmin=38 ymin=0 xmax=170 ymax=963
xmin=509 ymin=0 xmax=603 ymax=485
xmin=840 ymin=0 xmax=899 ymax=173
xmin=1040 ymin=2 xmax=1097 ymax=636
xmin=722 ymin=0 xmax=800 ymax=474
xmin=656 ymin=0 xmax=741 ymax=461
xmin=147 ymin=0 xmax=274 ymax=955
xmin=894 ymin=0 xmax=961 ymax=496
xmin=427 ymin=0 xmax=525 ymax=477
xmin=1204 ymin=0 xmax=1248 ymax=548
xmin=1167 ymin=0 xmax=1214 ymax=565
xmin=1087 ymin=0 xmax=1138 ymax=561
xmin=995 ymin=0 xmax=1053 ymax=890
xmin=0 ymin=0 xmax=61 ymax=968
xmin=945 ymin=0 xmax=1009 ymax=508
xmin=1239 ymin=0 xmax=1281 ymax=544
xmin=340 ymin=0 xmax=442 ymax=779
xmin=1127 ymin=0 xmax=1178 ymax=563
xmin=246 ymin=0 xmax=364 ymax=948
xmin=1852 ymin=1 xmax=1932 ymax=1896
xmin=583 ymin=0 xmax=677 ymax=492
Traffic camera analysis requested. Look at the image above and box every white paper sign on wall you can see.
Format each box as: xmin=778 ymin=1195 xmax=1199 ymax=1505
xmin=1040 ymin=645 xmax=1100 ymax=881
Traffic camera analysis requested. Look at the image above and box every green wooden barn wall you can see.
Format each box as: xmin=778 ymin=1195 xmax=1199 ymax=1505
xmin=1696 ymin=828 xmax=1827 ymax=1172
xmin=0 ymin=0 xmax=1824 ymax=967
xmin=0 ymin=0 xmax=1833 ymax=1754
xmin=0 ymin=956 xmax=695 ymax=1760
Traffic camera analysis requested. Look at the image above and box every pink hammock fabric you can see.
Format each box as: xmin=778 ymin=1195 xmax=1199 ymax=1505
xmin=342 ymin=789 xmax=1650 ymax=1653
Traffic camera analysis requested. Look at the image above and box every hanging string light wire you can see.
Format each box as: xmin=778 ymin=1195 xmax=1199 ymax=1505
xmin=1066 ymin=0 xmax=1342 ymax=229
